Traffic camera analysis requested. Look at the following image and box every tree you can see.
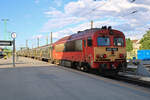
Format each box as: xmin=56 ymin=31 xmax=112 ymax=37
xmin=140 ymin=30 xmax=150 ymax=49
xmin=126 ymin=38 xmax=133 ymax=52
xmin=3 ymin=48 xmax=12 ymax=57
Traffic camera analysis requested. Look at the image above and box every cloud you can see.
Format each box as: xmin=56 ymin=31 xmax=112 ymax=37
xmin=41 ymin=0 xmax=150 ymax=40
xmin=53 ymin=0 xmax=62 ymax=7
xmin=35 ymin=0 xmax=40 ymax=4
xmin=51 ymin=19 xmax=120 ymax=39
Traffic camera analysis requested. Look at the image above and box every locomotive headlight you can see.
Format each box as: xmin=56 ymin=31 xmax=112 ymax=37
xmin=119 ymin=54 xmax=124 ymax=58
xmin=103 ymin=54 xmax=107 ymax=58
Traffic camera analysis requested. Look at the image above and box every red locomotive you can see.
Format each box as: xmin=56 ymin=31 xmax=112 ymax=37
xmin=52 ymin=26 xmax=126 ymax=74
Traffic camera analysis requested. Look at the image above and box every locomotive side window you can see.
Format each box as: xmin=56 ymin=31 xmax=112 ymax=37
xmin=55 ymin=43 xmax=65 ymax=52
xmin=65 ymin=41 xmax=74 ymax=51
xmin=87 ymin=37 xmax=92 ymax=47
xmin=97 ymin=37 xmax=110 ymax=46
xmin=75 ymin=40 xmax=82 ymax=51
xmin=84 ymin=40 xmax=86 ymax=47
xmin=114 ymin=37 xmax=124 ymax=46
xmin=65 ymin=40 xmax=82 ymax=52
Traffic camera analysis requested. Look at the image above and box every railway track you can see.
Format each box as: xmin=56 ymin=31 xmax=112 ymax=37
xmin=54 ymin=63 xmax=150 ymax=88
xmin=109 ymin=75 xmax=150 ymax=88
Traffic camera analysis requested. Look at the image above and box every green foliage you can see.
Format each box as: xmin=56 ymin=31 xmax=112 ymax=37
xmin=140 ymin=30 xmax=150 ymax=49
xmin=126 ymin=38 xmax=133 ymax=52
xmin=3 ymin=48 xmax=12 ymax=52
xmin=3 ymin=48 xmax=12 ymax=57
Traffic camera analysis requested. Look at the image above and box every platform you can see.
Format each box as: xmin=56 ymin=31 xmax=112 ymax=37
xmin=0 ymin=57 xmax=150 ymax=100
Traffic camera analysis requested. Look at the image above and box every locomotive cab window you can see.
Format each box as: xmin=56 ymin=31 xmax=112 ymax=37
xmin=97 ymin=37 xmax=110 ymax=46
xmin=87 ymin=37 xmax=92 ymax=47
xmin=114 ymin=37 xmax=124 ymax=46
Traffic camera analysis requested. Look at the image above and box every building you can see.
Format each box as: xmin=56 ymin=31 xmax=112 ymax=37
xmin=127 ymin=39 xmax=141 ymax=59
xmin=132 ymin=39 xmax=141 ymax=58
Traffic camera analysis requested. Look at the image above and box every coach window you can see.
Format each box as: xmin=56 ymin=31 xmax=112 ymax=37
xmin=87 ymin=37 xmax=92 ymax=47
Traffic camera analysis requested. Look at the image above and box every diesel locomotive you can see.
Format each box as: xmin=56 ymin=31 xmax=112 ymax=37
xmin=18 ymin=26 xmax=127 ymax=74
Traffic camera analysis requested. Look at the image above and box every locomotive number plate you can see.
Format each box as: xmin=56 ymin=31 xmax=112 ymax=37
xmin=106 ymin=48 xmax=118 ymax=51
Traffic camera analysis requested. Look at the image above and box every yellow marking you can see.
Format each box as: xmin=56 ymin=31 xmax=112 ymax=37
xmin=94 ymin=47 xmax=126 ymax=62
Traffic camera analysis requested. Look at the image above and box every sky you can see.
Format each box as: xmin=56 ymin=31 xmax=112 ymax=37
xmin=0 ymin=0 xmax=150 ymax=49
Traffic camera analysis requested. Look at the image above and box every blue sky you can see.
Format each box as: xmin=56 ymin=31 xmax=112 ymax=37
xmin=0 ymin=0 xmax=75 ymax=49
xmin=0 ymin=0 xmax=150 ymax=49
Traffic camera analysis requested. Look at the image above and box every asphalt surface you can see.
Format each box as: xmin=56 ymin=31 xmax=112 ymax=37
xmin=0 ymin=57 xmax=150 ymax=100
xmin=0 ymin=66 xmax=149 ymax=100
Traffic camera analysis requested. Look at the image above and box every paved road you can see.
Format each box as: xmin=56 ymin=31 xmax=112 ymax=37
xmin=0 ymin=57 xmax=150 ymax=100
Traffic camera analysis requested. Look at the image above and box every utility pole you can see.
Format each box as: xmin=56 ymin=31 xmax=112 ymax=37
xmin=50 ymin=32 xmax=53 ymax=44
xmin=46 ymin=35 xmax=48 ymax=45
xmin=91 ymin=20 xmax=93 ymax=29
xmin=32 ymin=43 xmax=33 ymax=49
xmin=26 ymin=40 xmax=28 ymax=49
xmin=1 ymin=19 xmax=9 ymax=40
xmin=50 ymin=32 xmax=53 ymax=60
xmin=37 ymin=37 xmax=39 ymax=47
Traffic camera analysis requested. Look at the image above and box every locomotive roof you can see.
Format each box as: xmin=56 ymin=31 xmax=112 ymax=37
xmin=70 ymin=28 xmax=100 ymax=40
xmin=54 ymin=28 xmax=100 ymax=44
xmin=54 ymin=28 xmax=124 ymax=45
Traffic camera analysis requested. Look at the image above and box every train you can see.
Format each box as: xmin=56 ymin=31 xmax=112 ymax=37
xmin=17 ymin=26 xmax=127 ymax=75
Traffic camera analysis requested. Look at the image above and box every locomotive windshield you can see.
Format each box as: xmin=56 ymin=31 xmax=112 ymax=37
xmin=114 ymin=37 xmax=124 ymax=46
xmin=97 ymin=37 xmax=110 ymax=46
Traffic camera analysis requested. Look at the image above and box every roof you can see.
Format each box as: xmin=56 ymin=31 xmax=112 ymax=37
xmin=132 ymin=40 xmax=140 ymax=43
xmin=132 ymin=40 xmax=138 ymax=43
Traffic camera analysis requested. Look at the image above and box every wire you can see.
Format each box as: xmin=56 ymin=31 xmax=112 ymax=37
xmin=130 ymin=0 xmax=136 ymax=3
